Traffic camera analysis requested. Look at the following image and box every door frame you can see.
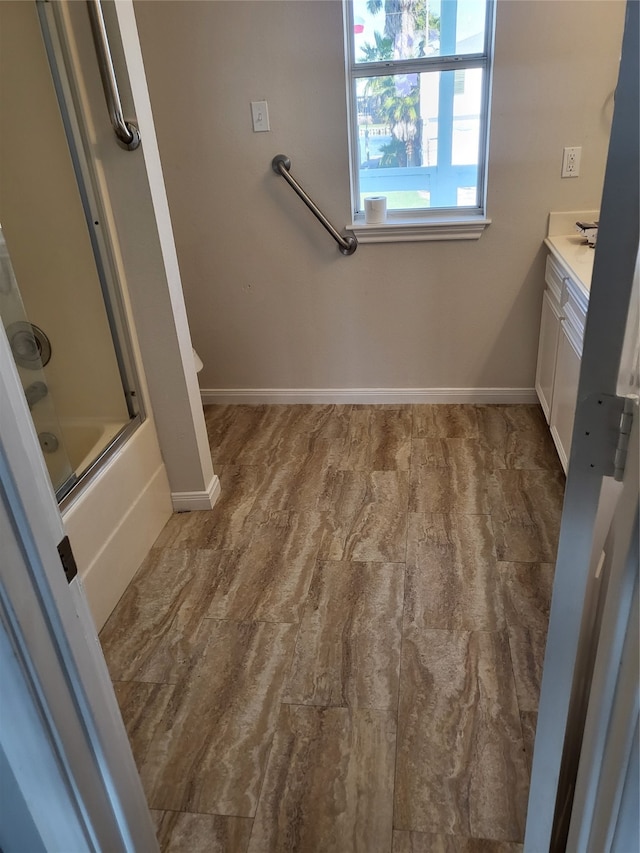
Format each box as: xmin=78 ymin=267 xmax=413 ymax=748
xmin=567 ymin=407 xmax=639 ymax=850
xmin=0 ymin=257 xmax=157 ymax=850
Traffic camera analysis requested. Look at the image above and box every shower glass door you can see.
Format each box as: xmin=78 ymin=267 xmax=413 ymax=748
xmin=0 ymin=1 xmax=141 ymax=503
xmin=0 ymin=230 xmax=75 ymax=497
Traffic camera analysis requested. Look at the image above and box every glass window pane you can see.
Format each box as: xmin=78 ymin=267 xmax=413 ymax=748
xmin=356 ymin=68 xmax=483 ymax=211
xmin=353 ymin=0 xmax=487 ymax=63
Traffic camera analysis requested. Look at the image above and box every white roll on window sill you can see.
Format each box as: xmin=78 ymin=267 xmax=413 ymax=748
xmin=363 ymin=196 xmax=387 ymax=225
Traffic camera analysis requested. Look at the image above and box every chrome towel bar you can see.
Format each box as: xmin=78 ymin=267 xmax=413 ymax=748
xmin=86 ymin=0 xmax=141 ymax=150
xmin=272 ymin=155 xmax=357 ymax=256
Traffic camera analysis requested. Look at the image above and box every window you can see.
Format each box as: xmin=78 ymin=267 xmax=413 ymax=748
xmin=345 ymin=0 xmax=494 ymax=241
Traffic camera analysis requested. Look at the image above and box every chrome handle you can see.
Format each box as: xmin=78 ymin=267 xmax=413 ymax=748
xmin=86 ymin=0 xmax=141 ymax=150
xmin=272 ymin=155 xmax=357 ymax=256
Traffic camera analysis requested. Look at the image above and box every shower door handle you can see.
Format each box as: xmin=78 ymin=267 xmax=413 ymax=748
xmin=86 ymin=0 xmax=141 ymax=151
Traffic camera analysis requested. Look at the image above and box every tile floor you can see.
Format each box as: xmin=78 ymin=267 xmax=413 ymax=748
xmin=100 ymin=404 xmax=565 ymax=853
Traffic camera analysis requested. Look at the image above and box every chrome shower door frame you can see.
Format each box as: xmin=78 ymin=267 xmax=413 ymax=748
xmin=36 ymin=0 xmax=145 ymax=502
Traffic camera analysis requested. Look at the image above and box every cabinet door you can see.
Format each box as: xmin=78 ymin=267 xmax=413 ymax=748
xmin=535 ymin=289 xmax=562 ymax=422
xmin=550 ymin=323 xmax=581 ymax=472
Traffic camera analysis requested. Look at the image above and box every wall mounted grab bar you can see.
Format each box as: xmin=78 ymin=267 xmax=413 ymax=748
xmin=272 ymin=155 xmax=357 ymax=256
xmin=86 ymin=0 xmax=141 ymax=150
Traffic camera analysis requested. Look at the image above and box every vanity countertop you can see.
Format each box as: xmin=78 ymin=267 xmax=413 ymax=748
xmin=544 ymin=235 xmax=595 ymax=299
xmin=544 ymin=210 xmax=598 ymax=299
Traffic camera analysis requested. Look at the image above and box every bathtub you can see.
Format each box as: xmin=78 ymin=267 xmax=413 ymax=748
xmin=40 ymin=418 xmax=129 ymax=498
xmin=63 ymin=419 xmax=128 ymax=475
xmin=61 ymin=416 xmax=172 ymax=630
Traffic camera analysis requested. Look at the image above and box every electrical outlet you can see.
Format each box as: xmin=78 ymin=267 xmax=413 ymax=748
xmin=562 ymin=146 xmax=581 ymax=178
xmin=251 ymin=101 xmax=270 ymax=132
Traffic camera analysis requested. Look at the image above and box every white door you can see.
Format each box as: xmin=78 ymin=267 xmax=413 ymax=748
xmin=525 ymin=1 xmax=639 ymax=849
xmin=0 ymin=309 xmax=158 ymax=849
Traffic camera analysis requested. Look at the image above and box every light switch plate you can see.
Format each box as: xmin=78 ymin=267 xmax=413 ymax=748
xmin=251 ymin=101 xmax=270 ymax=132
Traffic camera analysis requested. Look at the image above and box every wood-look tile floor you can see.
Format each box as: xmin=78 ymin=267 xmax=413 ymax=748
xmin=100 ymin=404 xmax=565 ymax=853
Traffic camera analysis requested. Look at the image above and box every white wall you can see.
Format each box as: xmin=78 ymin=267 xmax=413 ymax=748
xmin=133 ymin=0 xmax=625 ymax=395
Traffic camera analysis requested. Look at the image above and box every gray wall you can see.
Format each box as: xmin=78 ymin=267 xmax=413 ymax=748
xmin=133 ymin=0 xmax=625 ymax=393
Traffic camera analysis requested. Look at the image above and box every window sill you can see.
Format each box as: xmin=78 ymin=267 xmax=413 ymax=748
xmin=348 ymin=215 xmax=491 ymax=244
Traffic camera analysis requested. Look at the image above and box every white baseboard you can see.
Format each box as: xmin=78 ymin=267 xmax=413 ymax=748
xmin=200 ymin=387 xmax=538 ymax=405
xmin=171 ymin=473 xmax=221 ymax=512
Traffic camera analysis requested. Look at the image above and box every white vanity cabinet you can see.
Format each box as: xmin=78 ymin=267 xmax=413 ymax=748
xmin=535 ymin=250 xmax=589 ymax=473
xmin=535 ymin=256 xmax=563 ymax=421
xmin=550 ymin=311 xmax=583 ymax=471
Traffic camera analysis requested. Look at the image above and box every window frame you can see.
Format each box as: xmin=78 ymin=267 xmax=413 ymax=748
xmin=344 ymin=0 xmax=495 ymax=242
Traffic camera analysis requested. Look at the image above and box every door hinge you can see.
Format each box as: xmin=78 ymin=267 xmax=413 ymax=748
xmin=57 ymin=535 xmax=78 ymax=584
xmin=579 ymin=393 xmax=636 ymax=480
xmin=614 ymin=397 xmax=635 ymax=481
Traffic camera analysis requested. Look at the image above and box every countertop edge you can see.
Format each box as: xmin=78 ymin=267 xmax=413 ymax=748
xmin=544 ymin=236 xmax=592 ymax=302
